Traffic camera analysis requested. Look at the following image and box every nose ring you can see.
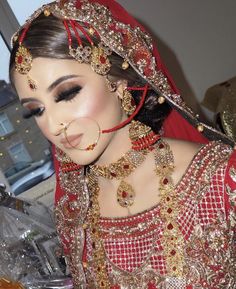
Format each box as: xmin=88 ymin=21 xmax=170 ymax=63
xmin=55 ymin=122 xmax=67 ymax=136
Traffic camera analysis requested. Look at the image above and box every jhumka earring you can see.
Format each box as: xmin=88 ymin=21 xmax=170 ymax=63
xmin=121 ymin=88 xmax=136 ymax=116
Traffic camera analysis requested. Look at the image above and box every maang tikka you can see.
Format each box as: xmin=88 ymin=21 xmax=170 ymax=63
xmin=14 ymin=28 xmax=37 ymax=91
xmin=14 ymin=10 xmax=113 ymax=91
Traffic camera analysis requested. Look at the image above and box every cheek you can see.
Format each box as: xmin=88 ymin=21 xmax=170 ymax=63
xmin=35 ymin=119 xmax=52 ymax=140
xmin=75 ymin=86 xmax=116 ymax=120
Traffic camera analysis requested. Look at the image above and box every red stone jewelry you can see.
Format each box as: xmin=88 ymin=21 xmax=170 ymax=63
xmin=27 ymin=75 xmax=37 ymax=91
xmin=15 ymin=44 xmax=32 ymax=75
xmin=14 ymin=25 xmax=38 ymax=91
xmin=89 ymin=146 xmax=149 ymax=209
xmin=129 ymin=120 xmax=161 ymax=151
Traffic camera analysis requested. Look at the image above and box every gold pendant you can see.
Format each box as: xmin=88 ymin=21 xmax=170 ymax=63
xmin=117 ymin=180 xmax=135 ymax=208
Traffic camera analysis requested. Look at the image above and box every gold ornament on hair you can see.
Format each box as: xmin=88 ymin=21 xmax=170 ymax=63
xmin=15 ymin=45 xmax=32 ymax=75
xmin=14 ymin=25 xmax=38 ymax=91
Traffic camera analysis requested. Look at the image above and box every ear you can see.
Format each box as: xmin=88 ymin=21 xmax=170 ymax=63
xmin=116 ymin=79 xmax=128 ymax=99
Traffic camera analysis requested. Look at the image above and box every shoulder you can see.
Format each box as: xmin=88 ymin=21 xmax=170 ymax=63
xmin=163 ymin=138 xmax=234 ymax=183
xmin=164 ymin=138 xmax=234 ymax=164
xmin=163 ymin=137 xmax=202 ymax=168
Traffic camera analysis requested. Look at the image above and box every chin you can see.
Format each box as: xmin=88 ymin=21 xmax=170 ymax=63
xmin=67 ymin=146 xmax=103 ymax=166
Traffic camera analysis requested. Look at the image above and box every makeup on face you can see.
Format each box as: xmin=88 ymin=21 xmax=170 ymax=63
xmin=14 ymin=58 xmax=126 ymax=165
xmin=21 ymin=75 xmax=84 ymax=119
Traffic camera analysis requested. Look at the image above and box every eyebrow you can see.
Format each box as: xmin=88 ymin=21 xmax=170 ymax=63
xmin=20 ymin=74 xmax=81 ymax=105
xmin=47 ymin=74 xmax=80 ymax=92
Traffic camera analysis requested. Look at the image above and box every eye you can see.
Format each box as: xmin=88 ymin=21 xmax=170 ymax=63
xmin=55 ymin=85 xmax=82 ymax=103
xmin=22 ymin=107 xmax=45 ymax=119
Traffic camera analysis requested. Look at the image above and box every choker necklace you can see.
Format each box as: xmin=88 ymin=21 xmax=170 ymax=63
xmin=90 ymin=120 xmax=161 ymax=209
xmin=90 ymin=148 xmax=150 ymax=208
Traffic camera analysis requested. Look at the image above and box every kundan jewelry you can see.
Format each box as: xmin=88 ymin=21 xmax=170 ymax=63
xmin=90 ymin=120 xmax=160 ymax=209
xmin=129 ymin=120 xmax=161 ymax=150
xmin=86 ymin=137 xmax=185 ymax=287
xmin=12 ymin=0 xmax=235 ymax=144
xmin=90 ymin=147 xmax=149 ymax=208
xmin=55 ymin=117 xmax=185 ymax=287
xmin=14 ymin=29 xmax=38 ymax=91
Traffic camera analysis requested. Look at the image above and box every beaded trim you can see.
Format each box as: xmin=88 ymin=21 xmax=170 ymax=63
xmin=154 ymin=140 xmax=185 ymax=277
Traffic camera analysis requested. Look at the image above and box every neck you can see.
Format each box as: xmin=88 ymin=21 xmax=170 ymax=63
xmin=94 ymin=122 xmax=131 ymax=166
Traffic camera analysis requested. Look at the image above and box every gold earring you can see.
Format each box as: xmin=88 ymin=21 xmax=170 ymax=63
xmin=121 ymin=88 xmax=136 ymax=116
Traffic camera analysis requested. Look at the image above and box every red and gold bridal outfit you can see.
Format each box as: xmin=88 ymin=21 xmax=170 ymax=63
xmin=14 ymin=1 xmax=235 ymax=288
xmin=54 ymin=140 xmax=236 ymax=289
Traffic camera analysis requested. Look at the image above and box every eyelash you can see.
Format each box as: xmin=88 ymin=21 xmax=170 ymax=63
xmin=23 ymin=107 xmax=45 ymax=119
xmin=55 ymin=85 xmax=82 ymax=103
xmin=22 ymin=85 xmax=82 ymax=119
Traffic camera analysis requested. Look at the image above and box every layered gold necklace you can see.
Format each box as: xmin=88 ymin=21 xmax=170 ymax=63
xmin=55 ymin=120 xmax=185 ymax=288
xmin=86 ymin=136 xmax=185 ymax=288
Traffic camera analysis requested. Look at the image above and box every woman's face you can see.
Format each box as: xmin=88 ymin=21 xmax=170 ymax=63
xmin=13 ymin=57 xmax=127 ymax=165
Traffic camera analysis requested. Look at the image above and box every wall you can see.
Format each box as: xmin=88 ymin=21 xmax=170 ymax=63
xmin=118 ymin=0 xmax=236 ymax=119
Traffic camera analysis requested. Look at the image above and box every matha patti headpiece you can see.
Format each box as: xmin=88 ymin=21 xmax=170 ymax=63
xmin=11 ymin=0 xmax=235 ymax=146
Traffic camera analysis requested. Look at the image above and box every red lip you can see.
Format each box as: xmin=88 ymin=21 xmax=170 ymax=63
xmin=60 ymin=133 xmax=83 ymax=149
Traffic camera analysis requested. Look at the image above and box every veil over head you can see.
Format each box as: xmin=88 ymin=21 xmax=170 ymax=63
xmin=11 ymin=0 xmax=235 ymax=203
xmin=12 ymin=0 xmax=234 ymax=147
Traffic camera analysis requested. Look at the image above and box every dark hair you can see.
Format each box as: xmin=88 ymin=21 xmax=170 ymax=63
xmin=10 ymin=13 xmax=172 ymax=132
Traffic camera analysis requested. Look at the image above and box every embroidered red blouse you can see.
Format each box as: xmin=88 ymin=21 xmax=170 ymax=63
xmin=54 ymin=141 xmax=236 ymax=289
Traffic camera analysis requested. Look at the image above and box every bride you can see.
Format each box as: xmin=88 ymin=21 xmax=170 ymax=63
xmin=9 ymin=0 xmax=236 ymax=288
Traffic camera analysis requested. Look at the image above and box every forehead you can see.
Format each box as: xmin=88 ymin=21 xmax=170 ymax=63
xmin=13 ymin=57 xmax=97 ymax=98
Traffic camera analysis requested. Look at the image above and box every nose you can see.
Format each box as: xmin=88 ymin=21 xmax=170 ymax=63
xmin=47 ymin=113 xmax=67 ymax=137
xmin=54 ymin=123 xmax=65 ymax=136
